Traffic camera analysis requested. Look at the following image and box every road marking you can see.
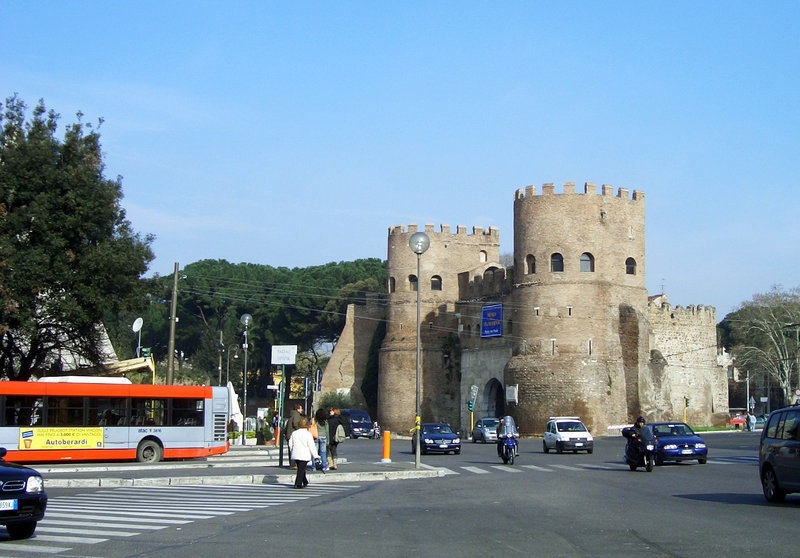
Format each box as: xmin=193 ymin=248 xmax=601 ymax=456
xmin=520 ymin=465 xmax=553 ymax=472
xmin=490 ymin=465 xmax=523 ymax=473
xmin=549 ymin=464 xmax=583 ymax=471
xmin=461 ymin=466 xmax=490 ymax=474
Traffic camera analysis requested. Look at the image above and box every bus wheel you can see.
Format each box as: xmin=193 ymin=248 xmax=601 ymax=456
xmin=137 ymin=440 xmax=163 ymax=463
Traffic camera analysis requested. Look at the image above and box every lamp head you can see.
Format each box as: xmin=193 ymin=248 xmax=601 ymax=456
xmin=408 ymin=232 xmax=430 ymax=255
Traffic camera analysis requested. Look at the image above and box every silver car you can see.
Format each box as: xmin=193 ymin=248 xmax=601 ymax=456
xmin=472 ymin=417 xmax=499 ymax=443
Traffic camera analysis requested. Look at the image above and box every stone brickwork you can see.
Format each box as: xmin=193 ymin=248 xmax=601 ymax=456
xmin=324 ymin=182 xmax=727 ymax=436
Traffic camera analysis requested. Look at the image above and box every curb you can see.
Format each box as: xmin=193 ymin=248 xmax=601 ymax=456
xmin=45 ymin=468 xmax=445 ymax=488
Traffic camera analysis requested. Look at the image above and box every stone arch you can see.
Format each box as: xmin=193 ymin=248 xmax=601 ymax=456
xmin=479 ymin=378 xmax=505 ymax=418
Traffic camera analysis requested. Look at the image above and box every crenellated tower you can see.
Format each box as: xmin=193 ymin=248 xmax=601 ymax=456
xmin=378 ymin=223 xmax=500 ymax=434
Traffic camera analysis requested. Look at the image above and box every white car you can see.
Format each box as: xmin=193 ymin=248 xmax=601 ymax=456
xmin=543 ymin=417 xmax=594 ymax=454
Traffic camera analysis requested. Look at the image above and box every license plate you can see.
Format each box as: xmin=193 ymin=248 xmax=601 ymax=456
xmin=439 ymin=444 xmax=448 ymax=448
xmin=0 ymin=500 xmax=18 ymax=511
xmin=575 ymin=442 xmax=583 ymax=447
xmin=681 ymin=449 xmax=693 ymax=454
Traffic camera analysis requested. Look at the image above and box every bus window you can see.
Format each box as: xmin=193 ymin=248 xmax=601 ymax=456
xmin=171 ymin=399 xmax=204 ymax=426
xmin=46 ymin=396 xmax=86 ymax=426
xmin=3 ymin=396 xmax=43 ymax=426
xmin=131 ymin=398 xmax=166 ymax=426
xmin=88 ymin=397 xmax=128 ymax=426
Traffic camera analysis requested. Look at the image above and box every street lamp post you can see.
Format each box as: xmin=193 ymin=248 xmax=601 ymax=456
xmin=240 ymin=313 xmax=253 ymax=446
xmin=409 ymin=231 xmax=430 ymax=469
xmin=226 ymin=346 xmax=239 ymax=386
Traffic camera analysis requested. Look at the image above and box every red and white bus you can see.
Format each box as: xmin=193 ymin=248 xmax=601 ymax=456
xmin=0 ymin=377 xmax=229 ymax=463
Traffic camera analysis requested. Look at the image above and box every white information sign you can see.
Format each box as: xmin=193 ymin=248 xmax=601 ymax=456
xmin=271 ymin=345 xmax=298 ymax=365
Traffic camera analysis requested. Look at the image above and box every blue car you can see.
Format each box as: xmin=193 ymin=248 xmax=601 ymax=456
xmin=648 ymin=422 xmax=708 ymax=465
xmin=412 ymin=423 xmax=461 ymax=455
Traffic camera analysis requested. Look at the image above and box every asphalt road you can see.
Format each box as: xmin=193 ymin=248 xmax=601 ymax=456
xmin=6 ymin=431 xmax=800 ymax=558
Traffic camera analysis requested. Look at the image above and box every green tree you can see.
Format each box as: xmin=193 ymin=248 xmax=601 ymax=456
xmin=721 ymin=286 xmax=800 ymax=407
xmin=0 ymin=95 xmax=154 ymax=380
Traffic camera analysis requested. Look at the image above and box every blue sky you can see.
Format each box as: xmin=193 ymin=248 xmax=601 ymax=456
xmin=2 ymin=2 xmax=798 ymax=318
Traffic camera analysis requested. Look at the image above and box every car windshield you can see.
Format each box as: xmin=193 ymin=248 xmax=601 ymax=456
xmin=557 ymin=421 xmax=587 ymax=432
xmin=482 ymin=419 xmax=499 ymax=428
xmin=423 ymin=424 xmax=454 ymax=435
xmin=652 ymin=423 xmax=693 ymax=437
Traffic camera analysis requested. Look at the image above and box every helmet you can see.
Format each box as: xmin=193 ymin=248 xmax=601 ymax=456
xmin=636 ymin=416 xmax=645 ymax=424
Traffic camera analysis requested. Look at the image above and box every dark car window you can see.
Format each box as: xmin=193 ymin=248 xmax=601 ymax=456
xmin=765 ymin=412 xmax=781 ymax=439
xmin=782 ymin=410 xmax=800 ymax=441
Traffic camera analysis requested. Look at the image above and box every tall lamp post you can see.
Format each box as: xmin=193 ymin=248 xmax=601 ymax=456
xmin=240 ymin=313 xmax=253 ymax=446
xmin=226 ymin=346 xmax=239 ymax=386
xmin=409 ymin=231 xmax=430 ymax=469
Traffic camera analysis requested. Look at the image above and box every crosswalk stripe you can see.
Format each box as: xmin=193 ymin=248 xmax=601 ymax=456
xmin=36 ymin=526 xmax=139 ymax=537
xmin=44 ymin=511 xmax=192 ymax=524
xmin=521 ymin=465 xmax=552 ymax=472
xmin=550 ymin=464 xmax=583 ymax=471
xmin=0 ymin=542 xmax=71 ymax=553
xmin=33 ymin=534 xmax=109 ymax=544
xmin=490 ymin=465 xmax=523 ymax=473
xmin=461 ymin=466 xmax=490 ymax=474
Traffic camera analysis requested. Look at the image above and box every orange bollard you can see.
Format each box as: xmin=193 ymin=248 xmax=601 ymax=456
xmin=381 ymin=430 xmax=392 ymax=463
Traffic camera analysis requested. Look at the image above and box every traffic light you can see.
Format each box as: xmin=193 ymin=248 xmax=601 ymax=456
xmin=142 ymin=348 xmax=151 ymax=358
xmin=467 ymin=400 xmax=474 ymax=411
xmin=685 ymin=397 xmax=690 ymax=408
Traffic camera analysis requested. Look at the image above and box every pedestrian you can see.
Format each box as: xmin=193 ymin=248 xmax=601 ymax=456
xmin=288 ymin=417 xmax=319 ymax=489
xmin=284 ymin=403 xmax=305 ymax=468
xmin=327 ymin=407 xmax=348 ymax=470
xmin=748 ymin=412 xmax=757 ymax=432
xmin=312 ymin=408 xmax=329 ymax=472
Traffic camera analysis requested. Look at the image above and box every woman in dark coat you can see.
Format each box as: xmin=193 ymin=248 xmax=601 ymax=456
xmin=327 ymin=407 xmax=348 ymax=470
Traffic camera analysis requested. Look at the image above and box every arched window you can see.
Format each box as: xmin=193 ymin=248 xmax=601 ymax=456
xmin=626 ymin=257 xmax=637 ymax=275
xmin=431 ymin=275 xmax=442 ymax=291
xmin=389 ymin=277 xmax=396 ymax=293
xmin=580 ymin=252 xmax=595 ymax=272
xmin=550 ymin=253 xmax=564 ymax=272
xmin=409 ymin=274 xmax=418 ymax=292
xmin=479 ymin=250 xmax=488 ymax=263
xmin=526 ymin=254 xmax=536 ymax=274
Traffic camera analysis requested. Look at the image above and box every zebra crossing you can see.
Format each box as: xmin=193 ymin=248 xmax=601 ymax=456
xmin=0 ymin=483 xmax=355 ymax=556
xmin=435 ymin=456 xmax=755 ymax=476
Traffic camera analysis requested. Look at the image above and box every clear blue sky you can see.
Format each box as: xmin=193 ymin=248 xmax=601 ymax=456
xmin=2 ymin=2 xmax=798 ymax=318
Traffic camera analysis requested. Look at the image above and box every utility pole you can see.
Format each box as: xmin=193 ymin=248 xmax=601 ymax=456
xmin=218 ymin=331 xmax=224 ymax=386
xmin=166 ymin=262 xmax=179 ymax=385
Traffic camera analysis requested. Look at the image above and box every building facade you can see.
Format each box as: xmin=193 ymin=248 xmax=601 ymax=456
xmin=323 ymin=182 xmax=728 ymax=436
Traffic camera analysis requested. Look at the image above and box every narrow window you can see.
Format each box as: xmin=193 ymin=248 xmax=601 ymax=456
xmin=389 ymin=277 xmax=396 ymax=293
xmin=479 ymin=250 xmax=487 ymax=263
xmin=588 ymin=339 xmax=593 ymax=355
xmin=534 ymin=307 xmax=540 ymax=316
xmin=580 ymin=253 xmax=595 ymax=272
xmin=551 ymin=339 xmax=556 ymax=355
xmin=626 ymin=257 xmax=636 ymax=275
xmin=409 ymin=274 xmax=418 ymax=292
xmin=431 ymin=275 xmax=442 ymax=291
xmin=550 ymin=253 xmax=564 ymax=272
xmin=567 ymin=306 xmax=573 ymax=317
xmin=526 ymin=254 xmax=536 ymax=274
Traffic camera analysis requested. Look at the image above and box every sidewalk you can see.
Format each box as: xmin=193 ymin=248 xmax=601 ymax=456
xmin=42 ymin=445 xmax=445 ymax=488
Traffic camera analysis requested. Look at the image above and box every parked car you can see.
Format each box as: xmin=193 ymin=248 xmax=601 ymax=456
xmin=759 ymin=405 xmax=800 ymax=502
xmin=648 ymin=422 xmax=707 ymax=465
xmin=543 ymin=416 xmax=594 ymax=454
xmin=412 ymin=423 xmax=461 ymax=455
xmin=341 ymin=409 xmax=374 ymax=439
xmin=472 ymin=417 xmax=499 ymax=443
xmin=0 ymin=448 xmax=47 ymax=539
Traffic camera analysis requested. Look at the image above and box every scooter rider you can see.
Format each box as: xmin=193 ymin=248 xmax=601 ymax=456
xmin=624 ymin=416 xmax=646 ymax=454
xmin=496 ymin=416 xmax=520 ymax=457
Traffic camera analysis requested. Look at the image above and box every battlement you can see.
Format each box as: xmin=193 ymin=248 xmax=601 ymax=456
xmin=514 ymin=182 xmax=644 ymax=202
xmin=647 ymin=298 xmax=717 ymax=323
xmin=388 ymin=223 xmax=500 ymax=240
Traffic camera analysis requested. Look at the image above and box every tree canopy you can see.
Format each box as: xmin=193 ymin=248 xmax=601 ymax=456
xmin=719 ymin=286 xmax=800 ymax=407
xmin=0 ymin=95 xmax=154 ymax=380
xmin=107 ymin=258 xmax=386 ymax=395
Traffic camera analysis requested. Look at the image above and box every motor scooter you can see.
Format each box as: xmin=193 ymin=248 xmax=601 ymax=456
xmin=500 ymin=433 xmax=518 ymax=465
xmin=622 ymin=426 xmax=657 ymax=472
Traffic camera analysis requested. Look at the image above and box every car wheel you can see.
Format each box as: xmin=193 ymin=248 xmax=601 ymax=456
xmin=543 ymin=440 xmax=549 ymax=453
xmin=762 ymin=466 xmax=786 ymax=503
xmin=698 ymin=458 xmax=707 ymax=465
xmin=655 ymin=455 xmax=664 ymax=466
xmin=472 ymin=434 xmax=477 ymax=443
xmin=455 ymin=448 xmax=461 ymax=455
xmin=556 ymin=442 xmax=563 ymax=454
xmin=587 ymin=448 xmax=593 ymax=454
xmin=136 ymin=439 xmax=163 ymax=463
xmin=6 ymin=521 xmax=37 ymax=540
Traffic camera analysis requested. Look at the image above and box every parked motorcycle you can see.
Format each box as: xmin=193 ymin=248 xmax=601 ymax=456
xmin=622 ymin=426 xmax=657 ymax=472
xmin=500 ymin=433 xmax=518 ymax=465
